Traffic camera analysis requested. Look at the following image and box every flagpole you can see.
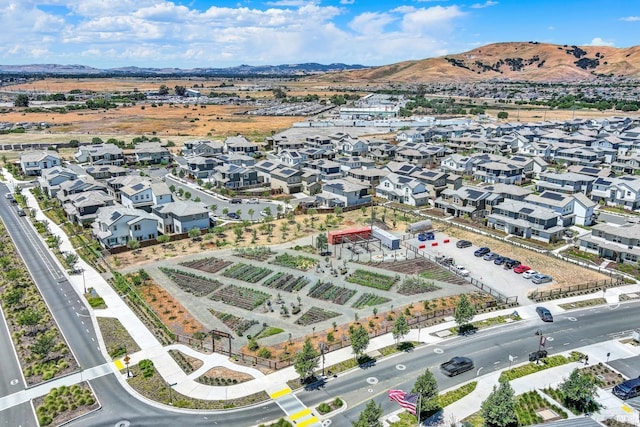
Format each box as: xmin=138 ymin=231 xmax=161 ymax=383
xmin=416 ymin=393 xmax=421 ymax=427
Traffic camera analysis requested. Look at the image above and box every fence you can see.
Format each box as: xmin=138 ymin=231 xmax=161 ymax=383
xmin=528 ymin=276 xmax=625 ymax=301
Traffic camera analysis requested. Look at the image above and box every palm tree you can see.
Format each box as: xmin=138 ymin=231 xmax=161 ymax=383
xmin=248 ymin=208 xmax=255 ymax=221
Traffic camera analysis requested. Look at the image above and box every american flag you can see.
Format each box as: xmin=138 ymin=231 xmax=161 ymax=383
xmin=388 ymin=389 xmax=419 ymax=415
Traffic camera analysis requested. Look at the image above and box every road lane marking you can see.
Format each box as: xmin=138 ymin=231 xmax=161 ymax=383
xmin=270 ymin=387 xmax=291 ymax=399
xmin=290 ymin=408 xmax=311 ymax=421
xmin=297 ymin=416 xmax=320 ymax=427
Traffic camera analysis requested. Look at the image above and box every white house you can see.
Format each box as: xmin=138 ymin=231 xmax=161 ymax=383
xmin=375 ymin=172 xmax=430 ymax=207
xmin=19 ymin=150 xmax=61 ymax=176
xmin=92 ymin=206 xmax=159 ymax=248
xmin=151 ymin=201 xmax=210 ymax=234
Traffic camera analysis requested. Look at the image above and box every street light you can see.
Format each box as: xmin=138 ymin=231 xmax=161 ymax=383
xmin=81 ymin=267 xmax=87 ymax=295
xmin=168 ymin=382 xmax=177 ymax=405
xmin=319 ymin=342 xmax=327 ymax=377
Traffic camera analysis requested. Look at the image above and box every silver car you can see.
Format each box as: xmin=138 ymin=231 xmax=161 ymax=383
xmin=531 ymin=274 xmax=552 ymax=284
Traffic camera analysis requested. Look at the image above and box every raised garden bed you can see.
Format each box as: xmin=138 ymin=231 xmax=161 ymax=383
xmin=307 ymin=281 xmax=356 ymax=305
xmin=159 ymin=267 xmax=224 ymax=297
xmin=295 ymin=306 xmax=342 ymax=326
xmin=210 ymin=285 xmax=271 ymax=311
xmin=396 ymin=276 xmax=441 ymax=295
xmin=234 ymin=247 xmax=274 ymax=262
xmin=581 ymin=362 xmax=625 ymax=388
xmin=345 ymin=269 xmax=398 ymax=291
xmin=351 ymin=293 xmax=391 ymax=309
xmin=262 ymin=272 xmax=309 ymax=292
xmin=34 ymin=383 xmax=99 ymax=427
xmin=180 ymin=256 xmax=233 ymax=274
xmin=222 ymin=263 xmax=273 ymax=283
xmin=168 ymin=349 xmax=203 ymax=375
xmin=272 ymin=253 xmax=317 ymax=271
xmin=196 ymin=366 xmax=253 ymax=386
xmin=363 ymin=258 xmax=468 ymax=286
xmin=209 ymin=309 xmax=259 ymax=336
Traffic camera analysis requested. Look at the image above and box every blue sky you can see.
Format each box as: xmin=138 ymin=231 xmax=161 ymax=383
xmin=1 ymin=0 xmax=639 ymax=69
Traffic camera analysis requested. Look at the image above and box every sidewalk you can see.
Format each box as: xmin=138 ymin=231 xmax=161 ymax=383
xmin=4 ymin=170 xmax=640 ymax=426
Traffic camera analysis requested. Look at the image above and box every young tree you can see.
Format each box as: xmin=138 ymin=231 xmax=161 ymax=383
xmin=481 ymin=382 xmax=517 ymax=427
xmin=316 ymin=233 xmax=328 ymax=252
xmin=352 ymin=400 xmax=383 ymax=427
xmin=412 ymin=369 xmax=439 ymax=413
xmin=392 ymin=312 xmax=410 ymax=345
xmin=454 ymin=294 xmax=476 ymax=329
xmin=293 ymin=338 xmax=319 ymax=381
xmin=248 ymin=208 xmax=255 ymax=221
xmin=349 ymin=324 xmax=370 ymax=360
xmin=127 ymin=239 xmax=141 ymax=251
xmin=18 ymin=308 xmax=43 ymax=334
xmin=157 ymin=234 xmax=170 ymax=247
xmin=188 ymin=227 xmax=201 ymax=241
xmin=497 ymin=111 xmax=509 ymax=120
xmin=32 ymin=333 xmax=56 ymax=360
xmin=559 ymin=368 xmax=599 ymax=413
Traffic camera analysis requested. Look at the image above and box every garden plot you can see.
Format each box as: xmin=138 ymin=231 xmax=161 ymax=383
xmin=271 ymin=253 xmax=318 ymax=271
xmin=222 ymin=263 xmax=273 ymax=283
xmin=209 ymin=285 xmax=271 ymax=311
xmin=159 ymin=267 xmax=224 ymax=297
xmin=365 ymin=258 xmax=468 ymax=286
xmin=396 ymin=276 xmax=441 ymax=296
xmin=351 ymin=293 xmax=391 ymax=309
xmin=295 ymin=306 xmax=342 ymax=326
xmin=307 ymin=280 xmax=356 ymax=305
xmin=180 ymin=257 xmax=232 ymax=274
xmin=208 ymin=309 xmax=258 ymax=336
xmin=234 ymin=247 xmax=274 ymax=262
xmin=345 ymin=269 xmax=399 ymax=291
xmin=262 ymin=272 xmax=310 ymax=292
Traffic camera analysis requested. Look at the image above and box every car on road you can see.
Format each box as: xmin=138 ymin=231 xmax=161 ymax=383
xmin=453 ymin=265 xmax=470 ymax=277
xmin=260 ymin=210 xmax=271 ymax=217
xmin=483 ymin=252 xmax=499 ymax=261
xmin=504 ymin=259 xmax=521 ymax=269
xmin=474 ymin=247 xmax=491 ymax=257
xmin=456 ymin=240 xmax=472 ymax=248
xmin=246 ymin=198 xmax=260 ymax=204
xmin=532 ymin=274 xmax=553 ymax=284
xmin=536 ymin=306 xmax=554 ymax=322
xmin=522 ymin=270 xmax=539 ymax=279
xmin=417 ymin=232 xmax=435 ymax=241
xmin=529 ymin=349 xmax=548 ymax=362
xmin=16 ymin=207 xmax=26 ymax=216
xmin=440 ymin=356 xmax=474 ymax=376
xmin=513 ymin=264 xmax=531 ymax=274
xmin=226 ymin=212 xmax=240 ymax=219
xmin=612 ymin=376 xmax=640 ymax=400
xmin=493 ymin=256 xmax=507 ymax=265
xmin=229 ymin=198 xmax=242 ymax=204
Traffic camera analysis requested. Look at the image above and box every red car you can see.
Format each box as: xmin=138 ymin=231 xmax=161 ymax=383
xmin=513 ymin=264 xmax=531 ymax=274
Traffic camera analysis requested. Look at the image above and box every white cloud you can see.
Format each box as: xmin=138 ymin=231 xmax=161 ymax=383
xmin=396 ymin=5 xmax=465 ymax=34
xmin=619 ymin=16 xmax=640 ymax=22
xmin=348 ymin=12 xmax=395 ymax=35
xmin=586 ymin=37 xmax=615 ymax=47
xmin=470 ymin=1 xmax=498 ymax=9
xmin=340 ymin=0 xmax=355 ymax=4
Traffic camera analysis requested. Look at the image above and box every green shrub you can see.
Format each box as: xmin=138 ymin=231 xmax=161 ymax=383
xmin=317 ymin=402 xmax=331 ymax=414
xmin=257 ymin=348 xmax=272 ymax=359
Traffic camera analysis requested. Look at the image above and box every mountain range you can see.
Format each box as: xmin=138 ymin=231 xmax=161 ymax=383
xmin=2 ymin=42 xmax=640 ymax=82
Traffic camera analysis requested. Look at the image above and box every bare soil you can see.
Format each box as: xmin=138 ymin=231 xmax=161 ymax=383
xmin=200 ymin=366 xmax=254 ymax=383
xmin=139 ymin=281 xmax=206 ymax=336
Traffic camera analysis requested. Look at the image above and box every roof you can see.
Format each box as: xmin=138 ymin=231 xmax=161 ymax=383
xmin=154 ymin=201 xmax=208 ymax=217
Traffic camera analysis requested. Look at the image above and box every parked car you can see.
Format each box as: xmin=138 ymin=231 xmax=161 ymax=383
xmin=319 ymin=251 xmax=332 ymax=257
xmin=4 ymin=193 xmax=14 ymax=201
xmin=453 ymin=265 xmax=470 ymax=277
xmin=418 ymin=232 xmax=435 ymax=241
xmin=532 ymin=274 xmax=553 ymax=284
xmin=613 ymin=376 xmax=640 ymax=400
xmin=456 ymin=240 xmax=472 ymax=248
xmin=522 ymin=270 xmax=539 ymax=279
xmin=229 ymin=198 xmax=242 ymax=204
xmin=504 ymin=259 xmax=521 ymax=269
xmin=529 ymin=349 xmax=548 ymax=362
xmin=246 ymin=198 xmax=260 ymax=204
xmin=260 ymin=210 xmax=270 ymax=217
xmin=436 ymin=255 xmax=455 ymax=266
xmin=483 ymin=252 xmax=499 ymax=261
xmin=440 ymin=357 xmax=474 ymax=376
xmin=474 ymin=247 xmax=491 ymax=257
xmin=16 ymin=207 xmax=26 ymax=217
xmin=493 ymin=256 xmax=507 ymax=265
xmin=226 ymin=212 xmax=240 ymax=219
xmin=536 ymin=306 xmax=553 ymax=322
xmin=513 ymin=265 xmax=531 ymax=274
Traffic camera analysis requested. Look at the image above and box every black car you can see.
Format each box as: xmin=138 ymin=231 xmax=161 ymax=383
xmin=536 ymin=306 xmax=553 ymax=322
xmin=456 ymin=240 xmax=472 ymax=248
xmin=440 ymin=356 xmax=474 ymax=376
xmin=229 ymin=198 xmax=242 ymax=204
xmin=474 ymin=247 xmax=490 ymax=257
xmin=319 ymin=251 xmax=332 ymax=256
xmin=493 ymin=256 xmax=507 ymax=265
xmin=227 ymin=212 xmax=240 ymax=219
xmin=529 ymin=349 xmax=548 ymax=362
xmin=504 ymin=259 xmax=521 ymax=269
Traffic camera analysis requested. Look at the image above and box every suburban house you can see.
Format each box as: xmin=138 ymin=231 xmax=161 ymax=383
xmin=106 ymin=175 xmax=149 ymax=200
xmin=92 ymin=206 xmax=159 ymax=249
xmin=152 ymin=201 xmax=210 ymax=234
xmin=62 ymin=190 xmax=115 ymax=226
xmin=254 ymin=160 xmax=281 ymax=184
xmin=305 ymin=159 xmax=342 ymax=181
xmin=535 ymin=172 xmax=596 ymax=195
xmin=440 ymin=154 xmax=474 ymax=175
xmin=19 ymin=150 xmax=61 ymax=176
xmin=473 ymin=160 xmax=524 ymax=185
xmin=270 ymin=166 xmax=303 ymax=194
xmin=487 ymin=199 xmax=565 ymax=243
xmin=279 ymin=150 xmax=307 ymax=169
xmin=183 ymin=140 xmax=224 ymax=157
xmin=56 ymin=178 xmax=108 ymax=204
xmin=411 ymin=169 xmax=450 ymax=199
xmin=184 ymin=156 xmax=221 ymax=179
xmin=224 ymin=135 xmax=259 ymax=155
xmin=38 ymin=166 xmax=78 ymax=197
xmin=346 ymin=168 xmax=387 ymax=189
xmin=85 ymin=165 xmax=128 ymax=180
xmin=435 ymin=186 xmax=492 ymax=219
xmin=130 ymin=142 xmax=171 ymax=165
xmin=316 ymin=179 xmax=371 ymax=208
xmin=525 ymin=191 xmax=596 ymax=227
xmin=212 ymin=164 xmax=259 ymax=189
xmin=217 ymin=153 xmax=256 ymax=167
xmin=337 ymin=137 xmax=369 ymax=156
xmin=74 ymin=143 xmax=124 ymax=166
xmin=335 ymin=156 xmax=376 ymax=172
xmin=577 ymin=222 xmax=640 ymax=264
xmin=151 ymin=182 xmax=173 ymax=206
xmin=590 ymin=176 xmax=640 ymax=210
xmin=375 ymin=173 xmax=430 ymax=207
xmin=300 ymin=169 xmax=322 ymax=196
xmin=385 ymin=161 xmax=421 ymax=177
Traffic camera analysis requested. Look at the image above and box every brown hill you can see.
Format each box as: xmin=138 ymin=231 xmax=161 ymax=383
xmin=317 ymin=42 xmax=640 ymax=83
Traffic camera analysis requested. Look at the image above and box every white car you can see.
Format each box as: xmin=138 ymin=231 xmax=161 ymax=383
xmin=522 ymin=270 xmax=539 ymax=279
xmin=453 ymin=265 xmax=470 ymax=277
xmin=246 ymin=198 xmax=260 ymax=204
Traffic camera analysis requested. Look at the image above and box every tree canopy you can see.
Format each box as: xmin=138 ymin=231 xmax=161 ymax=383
xmin=352 ymin=400 xmax=382 ymax=427
xmin=392 ymin=313 xmax=410 ymax=344
xmin=481 ymin=382 xmax=517 ymax=427
xmin=14 ymin=94 xmax=29 ymax=107
xmin=349 ymin=324 xmax=370 ymax=359
xmin=454 ymin=294 xmax=476 ymax=328
xmin=293 ymin=338 xmax=319 ymax=381
xmin=559 ymin=368 xmax=599 ymax=413
xmin=412 ymin=369 xmax=439 ymax=413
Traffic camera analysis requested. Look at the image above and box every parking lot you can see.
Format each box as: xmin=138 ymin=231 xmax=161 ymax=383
xmin=409 ymin=232 xmax=545 ymax=303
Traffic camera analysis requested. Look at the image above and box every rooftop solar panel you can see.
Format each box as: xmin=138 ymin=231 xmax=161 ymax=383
xmin=540 ymin=192 xmax=564 ymax=201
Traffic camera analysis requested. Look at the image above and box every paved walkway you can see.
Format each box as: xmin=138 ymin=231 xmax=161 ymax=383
xmin=3 ymin=171 xmax=640 ymax=427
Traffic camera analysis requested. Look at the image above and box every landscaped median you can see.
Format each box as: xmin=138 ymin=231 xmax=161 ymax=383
xmin=498 ymin=351 xmax=584 ymax=382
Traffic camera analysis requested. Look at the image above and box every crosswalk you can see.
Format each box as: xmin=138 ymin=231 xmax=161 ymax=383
xmin=269 ymin=387 xmax=322 ymax=427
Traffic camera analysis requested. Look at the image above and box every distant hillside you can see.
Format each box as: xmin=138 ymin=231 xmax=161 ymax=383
xmin=0 ymin=62 xmax=368 ymax=77
xmin=319 ymin=42 xmax=640 ymax=83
